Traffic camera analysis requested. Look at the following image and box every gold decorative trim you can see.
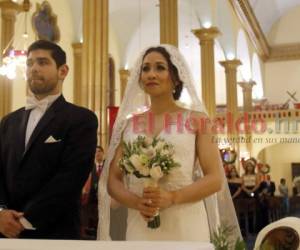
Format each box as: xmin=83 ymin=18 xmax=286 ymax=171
xmin=192 ymin=27 xmax=221 ymax=41
xmin=269 ymin=43 xmax=300 ymax=62
xmin=0 ymin=0 xmax=23 ymax=12
xmin=229 ymin=0 xmax=270 ymax=60
xmin=229 ymin=0 xmax=300 ymax=62
xmin=219 ymin=59 xmax=242 ymax=71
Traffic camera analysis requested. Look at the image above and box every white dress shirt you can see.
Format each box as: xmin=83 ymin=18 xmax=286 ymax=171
xmin=25 ymin=94 xmax=61 ymax=147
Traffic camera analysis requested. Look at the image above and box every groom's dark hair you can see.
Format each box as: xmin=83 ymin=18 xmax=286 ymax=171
xmin=141 ymin=46 xmax=183 ymax=100
xmin=27 ymin=40 xmax=66 ymax=68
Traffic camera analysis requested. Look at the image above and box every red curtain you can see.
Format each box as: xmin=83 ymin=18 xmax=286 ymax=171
xmin=107 ymin=106 xmax=119 ymax=140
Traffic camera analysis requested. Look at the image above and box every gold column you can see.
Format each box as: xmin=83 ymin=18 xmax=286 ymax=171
xmin=193 ymin=27 xmax=220 ymax=117
xmin=219 ymin=60 xmax=242 ymax=116
xmin=219 ymin=59 xmax=242 ymax=152
xmin=238 ymin=80 xmax=255 ymax=112
xmin=82 ymin=0 xmax=109 ymax=146
xmin=238 ymin=80 xmax=255 ymax=155
xmin=159 ymin=0 xmax=178 ymax=47
xmin=119 ymin=69 xmax=130 ymax=102
xmin=0 ymin=1 xmax=22 ymax=118
xmin=72 ymin=43 xmax=82 ymax=106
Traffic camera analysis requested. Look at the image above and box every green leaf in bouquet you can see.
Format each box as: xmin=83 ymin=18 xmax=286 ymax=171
xmin=122 ymin=141 xmax=130 ymax=156
xmin=234 ymin=238 xmax=246 ymax=250
xmin=211 ymin=223 xmax=246 ymax=250
xmin=152 ymin=137 xmax=159 ymax=146
xmin=133 ymin=171 xmax=149 ymax=178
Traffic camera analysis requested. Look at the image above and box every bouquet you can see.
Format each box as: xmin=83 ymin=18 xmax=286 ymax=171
xmin=119 ymin=135 xmax=180 ymax=229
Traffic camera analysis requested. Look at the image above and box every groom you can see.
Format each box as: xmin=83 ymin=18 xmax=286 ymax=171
xmin=0 ymin=40 xmax=98 ymax=239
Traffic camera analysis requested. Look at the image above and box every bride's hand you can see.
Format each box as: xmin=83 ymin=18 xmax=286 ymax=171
xmin=136 ymin=197 xmax=159 ymax=221
xmin=143 ymin=187 xmax=174 ymax=210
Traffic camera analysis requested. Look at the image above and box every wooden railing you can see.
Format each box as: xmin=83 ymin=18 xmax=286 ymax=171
xmin=213 ymin=109 xmax=300 ymax=129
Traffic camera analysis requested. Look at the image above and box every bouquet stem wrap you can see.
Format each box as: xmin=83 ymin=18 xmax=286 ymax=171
xmin=143 ymin=178 xmax=160 ymax=229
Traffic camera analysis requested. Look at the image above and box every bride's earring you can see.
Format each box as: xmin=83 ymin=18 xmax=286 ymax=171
xmin=172 ymin=82 xmax=178 ymax=94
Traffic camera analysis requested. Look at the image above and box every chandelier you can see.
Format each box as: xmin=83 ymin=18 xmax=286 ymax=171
xmin=0 ymin=0 xmax=30 ymax=80
xmin=0 ymin=47 xmax=27 ymax=80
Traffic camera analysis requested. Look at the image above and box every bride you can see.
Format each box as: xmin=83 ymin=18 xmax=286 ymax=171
xmin=98 ymin=45 xmax=241 ymax=243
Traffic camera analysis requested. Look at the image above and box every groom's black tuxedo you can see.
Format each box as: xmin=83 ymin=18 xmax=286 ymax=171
xmin=0 ymin=95 xmax=98 ymax=239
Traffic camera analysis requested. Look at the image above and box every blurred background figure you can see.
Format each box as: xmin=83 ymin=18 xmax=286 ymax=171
xmin=258 ymin=175 xmax=276 ymax=229
xmin=241 ymin=159 xmax=261 ymax=198
xmin=293 ymin=177 xmax=300 ymax=196
xmin=81 ymin=146 xmax=105 ymax=239
xmin=259 ymin=175 xmax=275 ymax=197
xmin=227 ymin=166 xmax=242 ymax=200
xmin=278 ymin=178 xmax=289 ymax=216
xmin=240 ymin=159 xmax=261 ymax=233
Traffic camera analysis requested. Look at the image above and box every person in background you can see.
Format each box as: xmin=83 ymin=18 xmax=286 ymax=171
xmin=258 ymin=175 xmax=276 ymax=229
xmin=241 ymin=159 xmax=261 ymax=198
xmin=278 ymin=178 xmax=289 ymax=216
xmin=81 ymin=146 xmax=105 ymax=239
xmin=260 ymin=175 xmax=276 ymax=197
xmin=227 ymin=166 xmax=242 ymax=199
xmin=293 ymin=177 xmax=300 ymax=196
xmin=0 ymin=40 xmax=98 ymax=239
xmin=241 ymin=159 xmax=261 ymax=233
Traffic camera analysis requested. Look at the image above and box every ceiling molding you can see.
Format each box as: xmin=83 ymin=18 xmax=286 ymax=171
xmin=229 ymin=0 xmax=300 ymax=62
xmin=229 ymin=0 xmax=270 ymax=60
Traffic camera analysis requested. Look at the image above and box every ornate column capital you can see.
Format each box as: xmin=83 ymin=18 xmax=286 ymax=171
xmin=72 ymin=42 xmax=82 ymax=54
xmin=238 ymin=80 xmax=256 ymax=91
xmin=219 ymin=59 xmax=242 ymax=117
xmin=0 ymin=0 xmax=23 ymax=11
xmin=119 ymin=68 xmax=130 ymax=79
xmin=192 ymin=27 xmax=220 ymax=118
xmin=219 ymin=59 xmax=242 ymax=71
xmin=238 ymin=80 xmax=256 ymax=112
xmin=0 ymin=0 xmax=25 ymax=117
xmin=0 ymin=0 xmax=28 ymax=20
xmin=192 ymin=27 xmax=221 ymax=42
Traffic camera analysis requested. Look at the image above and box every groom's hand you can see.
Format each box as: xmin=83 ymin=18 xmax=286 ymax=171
xmin=0 ymin=210 xmax=24 ymax=238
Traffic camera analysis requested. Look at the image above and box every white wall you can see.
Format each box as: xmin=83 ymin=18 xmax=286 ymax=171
xmin=263 ymin=4 xmax=300 ymax=105
xmin=268 ymin=6 xmax=300 ymax=45
xmin=265 ymin=60 xmax=300 ymax=104
xmin=262 ymin=143 xmax=300 ymax=195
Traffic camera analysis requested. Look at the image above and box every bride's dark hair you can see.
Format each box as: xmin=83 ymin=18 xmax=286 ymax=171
xmin=142 ymin=46 xmax=183 ymax=100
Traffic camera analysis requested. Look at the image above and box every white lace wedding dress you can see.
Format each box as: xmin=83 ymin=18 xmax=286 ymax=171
xmin=122 ymin=113 xmax=210 ymax=241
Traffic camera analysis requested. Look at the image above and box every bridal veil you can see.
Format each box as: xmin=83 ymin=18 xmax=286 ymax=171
xmin=97 ymin=44 xmax=241 ymax=245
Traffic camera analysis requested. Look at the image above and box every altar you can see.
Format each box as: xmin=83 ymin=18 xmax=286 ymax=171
xmin=0 ymin=240 xmax=214 ymax=250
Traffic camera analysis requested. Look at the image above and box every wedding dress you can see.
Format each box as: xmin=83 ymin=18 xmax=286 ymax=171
xmin=123 ymin=112 xmax=210 ymax=241
xmin=98 ymin=44 xmax=241 ymax=245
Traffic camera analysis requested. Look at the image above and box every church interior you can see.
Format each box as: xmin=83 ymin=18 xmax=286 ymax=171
xmin=0 ymin=0 xmax=300 ymax=248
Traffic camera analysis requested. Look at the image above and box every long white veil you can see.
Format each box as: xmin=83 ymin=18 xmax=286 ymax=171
xmin=97 ymin=44 xmax=241 ymax=245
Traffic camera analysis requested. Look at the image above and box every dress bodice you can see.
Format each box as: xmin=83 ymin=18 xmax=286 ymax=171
xmin=122 ymin=111 xmax=210 ymax=241
xmin=123 ymin=111 xmax=196 ymax=196
xmin=243 ymin=174 xmax=257 ymax=187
